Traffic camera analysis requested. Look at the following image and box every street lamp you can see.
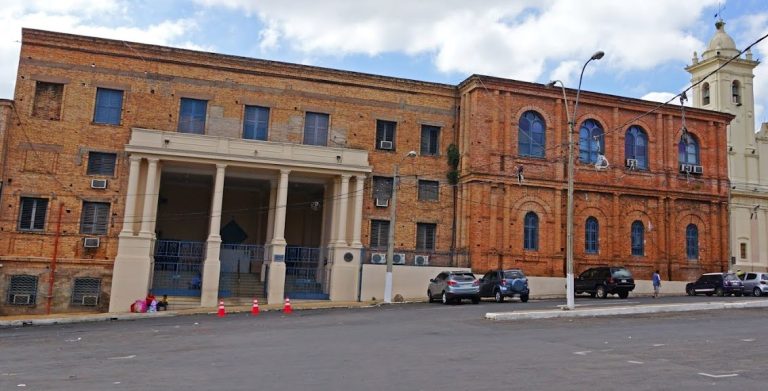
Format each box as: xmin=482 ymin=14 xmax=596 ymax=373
xmin=548 ymin=50 xmax=604 ymax=310
xmin=384 ymin=150 xmax=417 ymax=303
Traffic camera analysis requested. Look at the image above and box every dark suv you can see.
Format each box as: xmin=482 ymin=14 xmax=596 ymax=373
xmin=686 ymin=272 xmax=744 ymax=297
xmin=479 ymin=269 xmax=530 ymax=303
xmin=575 ymin=266 xmax=635 ymax=299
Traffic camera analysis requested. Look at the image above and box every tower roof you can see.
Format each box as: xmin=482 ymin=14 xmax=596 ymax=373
xmin=702 ymin=19 xmax=739 ymax=59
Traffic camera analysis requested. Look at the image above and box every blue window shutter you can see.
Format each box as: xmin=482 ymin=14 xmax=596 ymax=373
xmin=179 ymin=98 xmax=207 ymax=134
xmin=93 ymin=88 xmax=123 ymax=125
xmin=243 ymin=106 xmax=269 ymax=140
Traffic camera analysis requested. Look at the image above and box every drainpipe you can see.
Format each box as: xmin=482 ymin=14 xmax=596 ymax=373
xmin=46 ymin=203 xmax=64 ymax=315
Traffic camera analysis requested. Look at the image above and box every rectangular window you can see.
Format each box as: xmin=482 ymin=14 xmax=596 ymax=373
xmin=420 ymin=125 xmax=440 ymax=156
xmin=303 ymin=112 xmax=329 ymax=146
xmin=372 ymin=176 xmax=393 ymax=200
xmin=7 ymin=275 xmax=38 ymax=305
xmin=376 ymin=120 xmax=396 ymax=150
xmin=370 ymin=220 xmax=390 ymax=248
xmin=93 ymin=88 xmax=123 ymax=125
xmin=71 ymin=277 xmax=101 ymax=306
xmin=80 ymin=201 xmax=110 ymax=235
xmin=87 ymin=152 xmax=117 ymax=176
xmin=418 ymin=180 xmax=439 ymax=201
xmin=32 ymin=82 xmax=64 ymax=120
xmin=178 ymin=98 xmax=208 ymax=134
xmin=18 ymin=197 xmax=48 ymax=231
xmin=243 ymin=105 xmax=269 ymax=141
xmin=740 ymin=242 xmax=747 ymax=259
xmin=416 ymin=223 xmax=437 ymax=251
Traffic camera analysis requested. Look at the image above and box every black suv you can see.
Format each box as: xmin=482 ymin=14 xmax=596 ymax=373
xmin=478 ymin=269 xmax=530 ymax=303
xmin=575 ymin=266 xmax=635 ymax=299
xmin=686 ymin=272 xmax=744 ymax=297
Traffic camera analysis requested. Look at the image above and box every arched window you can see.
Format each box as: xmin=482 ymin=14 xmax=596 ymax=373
xmin=585 ymin=217 xmax=599 ymax=253
xmin=518 ymin=111 xmax=546 ymax=158
xmin=702 ymin=82 xmax=710 ymax=106
xmin=732 ymin=80 xmax=741 ymax=104
xmin=631 ymin=220 xmax=644 ymax=256
xmin=524 ymin=212 xmax=539 ymax=250
xmin=686 ymin=224 xmax=699 ymax=260
xmin=678 ymin=134 xmax=700 ymax=165
xmin=579 ymin=119 xmax=604 ymax=163
xmin=625 ymin=126 xmax=649 ymax=169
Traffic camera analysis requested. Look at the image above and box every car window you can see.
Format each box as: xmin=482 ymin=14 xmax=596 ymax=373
xmin=697 ymin=275 xmax=709 ymax=283
xmin=483 ymin=272 xmax=493 ymax=280
xmin=611 ymin=268 xmax=632 ymax=278
xmin=580 ymin=269 xmax=592 ymax=279
xmin=724 ymin=274 xmax=740 ymax=281
xmin=451 ymin=274 xmax=475 ymax=282
xmin=762 ymin=274 xmax=768 ymax=281
xmin=436 ymin=273 xmax=447 ymax=280
xmin=746 ymin=273 xmax=757 ymax=280
xmin=504 ymin=271 xmax=525 ymax=279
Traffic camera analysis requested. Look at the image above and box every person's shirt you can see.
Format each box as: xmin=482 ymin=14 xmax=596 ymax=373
xmin=652 ymin=273 xmax=661 ymax=285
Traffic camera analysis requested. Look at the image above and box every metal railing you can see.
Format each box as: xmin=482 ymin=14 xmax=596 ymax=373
xmin=285 ymin=246 xmax=327 ymax=299
xmin=152 ymin=240 xmax=206 ymax=296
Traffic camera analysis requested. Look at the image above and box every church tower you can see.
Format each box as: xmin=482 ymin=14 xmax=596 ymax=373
xmin=686 ymin=19 xmax=767 ymax=272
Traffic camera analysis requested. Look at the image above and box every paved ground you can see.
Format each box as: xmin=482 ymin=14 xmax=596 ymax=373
xmin=1 ymin=296 xmax=766 ymax=390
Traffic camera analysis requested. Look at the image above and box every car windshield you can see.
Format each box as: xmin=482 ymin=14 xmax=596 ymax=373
xmin=504 ymin=271 xmax=525 ymax=279
xmin=611 ymin=268 xmax=632 ymax=278
xmin=724 ymin=274 xmax=740 ymax=281
xmin=451 ymin=274 xmax=475 ymax=281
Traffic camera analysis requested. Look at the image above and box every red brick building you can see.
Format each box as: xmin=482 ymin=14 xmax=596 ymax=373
xmin=0 ymin=29 xmax=731 ymax=314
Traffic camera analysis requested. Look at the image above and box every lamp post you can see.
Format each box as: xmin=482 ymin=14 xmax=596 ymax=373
xmin=548 ymin=50 xmax=604 ymax=310
xmin=384 ymin=150 xmax=417 ymax=303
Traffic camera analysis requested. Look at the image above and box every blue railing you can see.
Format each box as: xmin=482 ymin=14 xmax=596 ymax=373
xmin=285 ymin=246 xmax=327 ymax=300
xmin=152 ymin=240 xmax=206 ymax=297
xmin=219 ymin=244 xmax=266 ymax=298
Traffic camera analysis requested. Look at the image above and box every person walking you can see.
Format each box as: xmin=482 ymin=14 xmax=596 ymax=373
xmin=652 ymin=270 xmax=662 ymax=298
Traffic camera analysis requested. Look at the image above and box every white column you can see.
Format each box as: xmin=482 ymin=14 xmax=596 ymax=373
xmin=351 ymin=175 xmax=365 ymax=247
xmin=265 ymin=179 xmax=277 ymax=244
xmin=267 ymin=169 xmax=290 ymax=304
xmin=335 ymin=174 xmax=351 ymax=246
xmin=120 ymin=156 xmax=142 ymax=236
xmin=271 ymin=169 xmax=290 ymax=246
xmin=201 ymin=164 xmax=226 ymax=307
xmin=328 ymin=178 xmax=339 ymax=245
xmin=139 ymin=158 xmax=159 ymax=236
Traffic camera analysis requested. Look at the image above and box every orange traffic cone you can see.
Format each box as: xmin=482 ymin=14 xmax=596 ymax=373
xmin=283 ymin=297 xmax=292 ymax=314
xmin=217 ymin=299 xmax=226 ymax=317
xmin=251 ymin=298 xmax=260 ymax=316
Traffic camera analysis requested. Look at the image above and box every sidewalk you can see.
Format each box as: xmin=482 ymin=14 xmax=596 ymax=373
xmin=485 ymin=298 xmax=768 ymax=321
xmin=0 ymin=300 xmax=376 ymax=328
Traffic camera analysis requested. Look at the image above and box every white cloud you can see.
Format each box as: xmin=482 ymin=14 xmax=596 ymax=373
xmin=0 ymin=1 xmax=201 ymax=98
xmin=196 ymin=0 xmax=718 ymax=82
xmin=641 ymin=91 xmax=680 ymax=104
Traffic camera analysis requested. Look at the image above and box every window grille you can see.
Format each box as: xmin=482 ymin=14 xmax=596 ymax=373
xmin=18 ymin=197 xmax=48 ymax=231
xmin=370 ymin=220 xmax=390 ymax=248
xmin=80 ymin=201 xmax=110 ymax=235
xmin=372 ymin=176 xmax=393 ymax=200
xmin=418 ymin=180 xmax=439 ymax=201
xmin=72 ymin=278 xmax=101 ymax=306
xmin=7 ymin=275 xmax=38 ymax=305
xmin=416 ymin=223 xmax=436 ymax=251
xmin=87 ymin=152 xmax=117 ymax=176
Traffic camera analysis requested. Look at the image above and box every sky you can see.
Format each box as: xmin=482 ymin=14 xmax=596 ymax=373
xmin=1 ymin=0 xmax=768 ymax=128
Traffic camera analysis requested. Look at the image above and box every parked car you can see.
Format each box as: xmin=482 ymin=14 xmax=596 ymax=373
xmin=428 ymin=271 xmax=480 ymax=305
xmin=479 ymin=269 xmax=530 ymax=303
xmin=739 ymin=272 xmax=768 ymax=297
xmin=686 ymin=272 xmax=744 ymax=296
xmin=575 ymin=266 xmax=635 ymax=299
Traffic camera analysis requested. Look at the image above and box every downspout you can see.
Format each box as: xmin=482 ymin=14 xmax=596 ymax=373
xmin=46 ymin=203 xmax=64 ymax=315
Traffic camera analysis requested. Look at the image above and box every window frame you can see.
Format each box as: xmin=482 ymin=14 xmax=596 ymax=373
xmin=585 ymin=217 xmax=599 ymax=254
xmin=518 ymin=111 xmax=546 ymax=158
xmin=71 ymin=277 xmax=102 ymax=306
xmin=32 ymin=81 xmax=64 ymax=121
xmin=702 ymin=82 xmax=710 ymax=106
xmin=579 ymin=119 xmax=604 ymax=164
xmin=372 ymin=176 xmax=394 ymax=200
xmin=523 ymin=211 xmax=539 ymax=251
xmin=369 ymin=219 xmax=390 ymax=248
xmin=631 ymin=220 xmax=644 ymax=256
xmin=7 ymin=275 xmax=38 ymax=305
xmin=376 ymin=120 xmax=397 ymax=150
xmin=178 ymin=98 xmax=208 ymax=134
xmin=420 ymin=124 xmax=440 ymax=156
xmin=86 ymin=152 xmax=117 ymax=176
xmin=243 ymin=105 xmax=270 ymax=141
xmin=416 ymin=222 xmax=437 ymax=252
xmin=18 ymin=197 xmax=48 ymax=232
xmin=92 ymin=87 xmax=124 ymax=125
xmin=732 ymin=80 xmax=741 ymax=104
xmin=686 ymin=224 xmax=699 ymax=260
xmin=417 ymin=180 xmax=439 ymax=201
xmin=80 ymin=201 xmax=111 ymax=235
xmin=625 ymin=126 xmax=649 ymax=170
xmin=303 ymin=112 xmax=329 ymax=146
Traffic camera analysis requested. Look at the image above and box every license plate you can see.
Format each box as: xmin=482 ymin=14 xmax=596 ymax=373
xmin=621 ymin=279 xmax=627 ymax=283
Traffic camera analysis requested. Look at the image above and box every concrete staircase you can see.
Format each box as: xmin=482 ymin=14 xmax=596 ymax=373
xmin=166 ymin=272 xmax=266 ymax=310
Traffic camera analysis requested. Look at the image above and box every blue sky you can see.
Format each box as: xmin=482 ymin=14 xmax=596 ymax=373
xmin=2 ymin=0 xmax=768 ymax=126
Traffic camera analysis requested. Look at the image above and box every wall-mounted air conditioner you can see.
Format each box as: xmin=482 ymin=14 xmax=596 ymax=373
xmin=379 ymin=140 xmax=393 ymax=150
xmin=393 ymin=253 xmax=406 ymax=265
xmin=371 ymin=253 xmax=387 ymax=264
xmin=414 ymin=255 xmax=430 ymax=266
xmin=12 ymin=294 xmax=31 ymax=305
xmin=83 ymin=237 xmax=100 ymax=248
xmin=91 ymin=179 xmax=108 ymax=189
xmin=375 ymin=198 xmax=389 ymax=208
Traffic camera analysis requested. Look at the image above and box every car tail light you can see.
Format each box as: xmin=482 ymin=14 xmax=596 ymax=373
xmin=447 ymin=280 xmax=457 ymax=286
xmin=473 ymin=280 xmax=480 ymax=286
xmin=501 ymin=279 xmax=507 ymax=286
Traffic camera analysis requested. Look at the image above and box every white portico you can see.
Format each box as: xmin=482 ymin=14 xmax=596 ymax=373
xmin=108 ymin=128 xmax=370 ymax=312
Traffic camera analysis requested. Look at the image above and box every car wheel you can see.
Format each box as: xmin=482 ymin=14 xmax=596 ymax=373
xmin=618 ymin=291 xmax=629 ymax=299
xmin=686 ymin=287 xmax=695 ymax=296
xmin=520 ymin=294 xmax=529 ymax=303
xmin=427 ymin=290 xmax=435 ymax=303
xmin=441 ymin=291 xmax=450 ymax=305
xmin=471 ymin=296 xmax=480 ymax=305
xmin=494 ymin=290 xmax=504 ymax=303
xmin=596 ymin=285 xmax=607 ymax=299
xmin=754 ymin=287 xmax=763 ymax=297
xmin=715 ymin=287 xmax=724 ymax=297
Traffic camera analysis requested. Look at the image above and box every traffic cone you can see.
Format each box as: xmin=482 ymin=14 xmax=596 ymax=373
xmin=251 ymin=298 xmax=260 ymax=316
xmin=217 ymin=299 xmax=226 ymax=317
xmin=283 ymin=297 xmax=292 ymax=314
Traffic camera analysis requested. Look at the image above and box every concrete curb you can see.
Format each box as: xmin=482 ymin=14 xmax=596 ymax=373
xmin=485 ymin=299 xmax=768 ymax=321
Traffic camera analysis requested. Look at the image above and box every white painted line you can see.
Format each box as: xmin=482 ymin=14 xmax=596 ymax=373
xmin=627 ymin=361 xmax=644 ymax=364
xmin=741 ymin=338 xmax=755 ymax=342
xmin=698 ymin=373 xmax=738 ymax=378
xmin=573 ymin=351 xmax=592 ymax=355
xmin=652 ymin=344 xmax=666 ymax=347
xmin=107 ymin=355 xmax=136 ymax=360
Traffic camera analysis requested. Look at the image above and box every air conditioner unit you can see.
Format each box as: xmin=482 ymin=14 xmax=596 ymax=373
xmin=83 ymin=237 xmax=100 ymax=248
xmin=692 ymin=165 xmax=704 ymax=174
xmin=680 ymin=164 xmax=693 ymax=173
xmin=375 ymin=198 xmax=389 ymax=208
xmin=379 ymin=140 xmax=393 ymax=150
xmin=371 ymin=253 xmax=387 ymax=264
xmin=81 ymin=295 xmax=99 ymax=306
xmin=12 ymin=294 xmax=31 ymax=305
xmin=393 ymin=253 xmax=406 ymax=265
xmin=90 ymin=179 xmax=108 ymax=189
xmin=625 ymin=159 xmax=638 ymax=169
xmin=414 ymin=255 xmax=430 ymax=266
